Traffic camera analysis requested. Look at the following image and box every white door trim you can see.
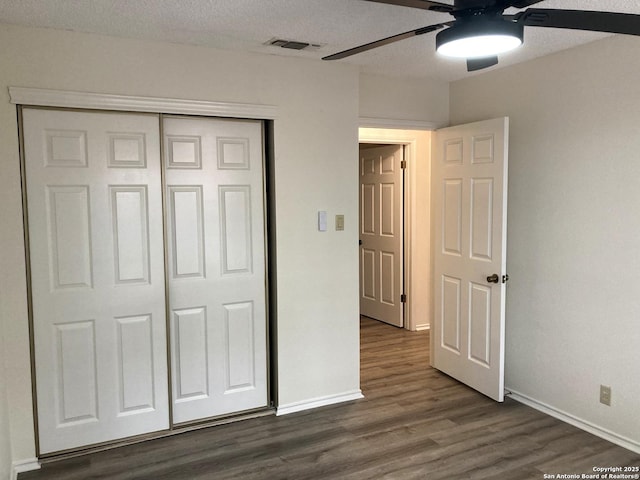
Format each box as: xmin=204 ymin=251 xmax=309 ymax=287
xmin=9 ymin=87 xmax=278 ymax=120
xmin=358 ymin=127 xmax=432 ymax=331
xmin=359 ymin=117 xmax=444 ymax=131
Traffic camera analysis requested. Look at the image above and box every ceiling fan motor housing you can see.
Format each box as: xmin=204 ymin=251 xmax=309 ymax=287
xmin=453 ymin=0 xmax=498 ymax=9
xmin=436 ymin=16 xmax=525 ymax=58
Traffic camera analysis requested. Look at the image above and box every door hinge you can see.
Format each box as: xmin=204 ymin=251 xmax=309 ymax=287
xmin=400 ymin=160 xmax=407 ymax=169
xmin=401 ymin=294 xmax=407 ymax=303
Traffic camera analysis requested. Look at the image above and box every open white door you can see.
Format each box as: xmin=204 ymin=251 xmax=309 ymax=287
xmin=359 ymin=144 xmax=404 ymax=327
xmin=432 ymin=117 xmax=508 ymax=402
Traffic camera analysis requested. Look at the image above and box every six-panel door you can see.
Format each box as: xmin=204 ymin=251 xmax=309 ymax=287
xmin=163 ymin=116 xmax=268 ymax=424
xmin=432 ymin=117 xmax=508 ymax=402
xmin=23 ymin=109 xmax=170 ymax=453
xmin=359 ymin=145 xmax=403 ymax=327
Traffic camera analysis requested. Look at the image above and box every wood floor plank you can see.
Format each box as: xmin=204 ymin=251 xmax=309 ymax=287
xmin=20 ymin=317 xmax=640 ymax=479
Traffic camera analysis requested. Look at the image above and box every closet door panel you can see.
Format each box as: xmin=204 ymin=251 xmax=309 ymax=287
xmin=164 ymin=116 xmax=268 ymax=424
xmin=23 ymin=109 xmax=169 ymax=454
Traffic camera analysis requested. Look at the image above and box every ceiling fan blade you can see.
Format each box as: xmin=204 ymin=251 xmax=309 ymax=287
xmin=467 ymin=56 xmax=499 ymax=71
xmin=323 ymin=23 xmax=450 ymax=60
xmin=363 ymin=0 xmax=455 ymax=13
xmin=516 ymin=9 xmax=640 ymax=36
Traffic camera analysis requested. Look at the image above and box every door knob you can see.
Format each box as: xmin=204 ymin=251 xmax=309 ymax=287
xmin=486 ymin=274 xmax=500 ymax=284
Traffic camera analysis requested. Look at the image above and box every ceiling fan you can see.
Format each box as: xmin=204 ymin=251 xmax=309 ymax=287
xmin=323 ymin=0 xmax=640 ymax=71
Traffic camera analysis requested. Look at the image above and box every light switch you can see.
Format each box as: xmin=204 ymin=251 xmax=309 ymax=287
xmin=335 ymin=214 xmax=345 ymax=231
xmin=318 ymin=211 xmax=327 ymax=232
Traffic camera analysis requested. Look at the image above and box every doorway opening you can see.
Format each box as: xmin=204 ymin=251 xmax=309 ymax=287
xmin=358 ymin=128 xmax=433 ymax=332
xmin=359 ymin=118 xmax=510 ymax=405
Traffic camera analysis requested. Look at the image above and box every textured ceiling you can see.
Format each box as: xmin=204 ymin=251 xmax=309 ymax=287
xmin=0 ymin=0 xmax=639 ymax=81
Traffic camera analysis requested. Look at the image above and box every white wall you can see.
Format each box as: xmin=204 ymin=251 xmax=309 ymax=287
xmin=450 ymin=35 xmax=640 ymax=451
xmin=359 ymin=73 xmax=449 ymax=127
xmin=0 ymin=23 xmax=361 ymax=469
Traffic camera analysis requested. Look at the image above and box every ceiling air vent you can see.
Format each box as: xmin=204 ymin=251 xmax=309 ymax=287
xmin=265 ymin=38 xmax=325 ymax=51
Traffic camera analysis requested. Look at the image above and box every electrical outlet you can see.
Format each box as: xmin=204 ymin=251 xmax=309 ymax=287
xmin=600 ymin=385 xmax=612 ymax=406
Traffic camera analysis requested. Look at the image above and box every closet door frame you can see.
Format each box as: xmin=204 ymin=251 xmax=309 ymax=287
xmin=12 ymin=87 xmax=278 ymax=457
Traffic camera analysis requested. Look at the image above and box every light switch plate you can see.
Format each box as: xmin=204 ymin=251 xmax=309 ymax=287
xmin=318 ymin=211 xmax=327 ymax=232
xmin=335 ymin=214 xmax=345 ymax=231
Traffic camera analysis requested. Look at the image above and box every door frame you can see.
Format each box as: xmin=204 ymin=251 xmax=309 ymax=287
xmin=11 ymin=87 xmax=279 ymax=457
xmin=358 ymin=126 xmax=433 ymax=331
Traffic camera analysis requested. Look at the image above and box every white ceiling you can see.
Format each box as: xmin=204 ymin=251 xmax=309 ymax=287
xmin=0 ymin=0 xmax=639 ymax=82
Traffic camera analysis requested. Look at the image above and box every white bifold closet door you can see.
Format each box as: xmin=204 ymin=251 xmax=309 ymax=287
xmin=23 ymin=109 xmax=170 ymax=454
xmin=163 ymin=116 xmax=268 ymax=424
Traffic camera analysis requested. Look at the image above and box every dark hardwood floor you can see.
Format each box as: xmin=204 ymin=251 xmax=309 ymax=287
xmin=22 ymin=317 xmax=640 ymax=479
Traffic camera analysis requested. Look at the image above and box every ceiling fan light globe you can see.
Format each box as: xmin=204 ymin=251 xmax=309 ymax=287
xmin=436 ymin=18 xmax=524 ymax=59
xmin=437 ymin=34 xmax=522 ymax=58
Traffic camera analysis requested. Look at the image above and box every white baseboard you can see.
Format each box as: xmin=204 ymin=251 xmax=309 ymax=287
xmin=11 ymin=458 xmax=40 ymax=480
xmin=276 ymin=390 xmax=364 ymax=416
xmin=507 ymin=388 xmax=640 ymax=455
xmin=415 ymin=323 xmax=430 ymax=331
